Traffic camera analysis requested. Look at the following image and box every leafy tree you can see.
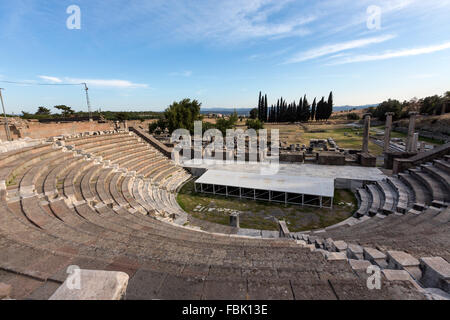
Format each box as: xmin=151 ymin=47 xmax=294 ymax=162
xmin=215 ymin=110 xmax=238 ymax=135
xmin=164 ymin=98 xmax=202 ymax=133
xmin=54 ymin=105 xmax=75 ymax=117
xmin=347 ymin=112 xmax=360 ymax=120
xmin=35 ymin=106 xmax=51 ymax=115
xmin=420 ymin=95 xmax=442 ymax=115
xmin=374 ymin=99 xmax=403 ymax=120
xmin=116 ymin=112 xmax=129 ymax=121
xmin=246 ymin=119 xmax=264 ymax=130
xmin=249 ymin=108 xmax=258 ymax=120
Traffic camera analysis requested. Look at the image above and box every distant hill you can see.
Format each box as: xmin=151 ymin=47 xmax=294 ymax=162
xmin=200 ymin=108 xmax=252 ymax=116
xmin=333 ymin=104 xmax=379 ymax=112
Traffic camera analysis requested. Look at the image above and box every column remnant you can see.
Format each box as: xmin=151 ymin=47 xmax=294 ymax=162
xmin=384 ymin=112 xmax=395 ymax=153
xmin=406 ymin=112 xmax=418 ymax=152
xmin=362 ymin=113 xmax=371 ymax=154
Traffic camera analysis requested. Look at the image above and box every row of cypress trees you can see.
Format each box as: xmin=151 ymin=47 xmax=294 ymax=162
xmin=257 ymin=92 xmax=334 ymax=123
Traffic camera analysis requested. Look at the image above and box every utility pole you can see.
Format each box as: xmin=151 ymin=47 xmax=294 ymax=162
xmin=83 ymin=83 xmax=93 ymax=122
xmin=0 ymin=88 xmax=12 ymax=141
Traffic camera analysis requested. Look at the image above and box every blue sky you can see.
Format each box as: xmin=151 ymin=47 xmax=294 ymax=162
xmin=1 ymin=0 xmax=450 ymax=113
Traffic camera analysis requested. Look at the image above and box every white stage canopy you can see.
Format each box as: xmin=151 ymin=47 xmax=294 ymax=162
xmin=195 ymin=169 xmax=335 ymax=198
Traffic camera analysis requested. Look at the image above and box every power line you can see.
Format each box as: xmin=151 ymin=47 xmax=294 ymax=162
xmin=0 ymin=80 xmax=93 ymax=122
xmin=0 ymin=80 xmax=83 ymax=86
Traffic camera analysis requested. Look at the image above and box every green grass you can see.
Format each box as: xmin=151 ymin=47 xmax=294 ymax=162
xmin=266 ymin=123 xmax=384 ymax=155
xmin=372 ymin=125 xmax=445 ymax=145
xmin=177 ymin=180 xmax=356 ymax=232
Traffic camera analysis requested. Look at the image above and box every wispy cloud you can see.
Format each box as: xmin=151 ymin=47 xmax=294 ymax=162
xmin=284 ymin=34 xmax=396 ymax=64
xmin=329 ymin=41 xmax=450 ymax=65
xmin=169 ymin=71 xmax=193 ymax=77
xmin=39 ymin=75 xmax=148 ymax=88
xmin=39 ymin=75 xmax=62 ymax=83
xmin=112 ymin=0 xmax=316 ymax=44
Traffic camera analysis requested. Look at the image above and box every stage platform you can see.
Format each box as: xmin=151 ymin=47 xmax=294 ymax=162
xmin=195 ymin=169 xmax=335 ymax=208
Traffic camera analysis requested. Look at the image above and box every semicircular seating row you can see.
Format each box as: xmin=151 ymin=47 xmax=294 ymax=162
xmin=290 ymin=155 xmax=450 ymax=265
xmin=0 ymin=132 xmax=443 ymax=300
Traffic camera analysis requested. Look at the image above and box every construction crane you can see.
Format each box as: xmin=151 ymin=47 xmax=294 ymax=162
xmin=82 ymin=83 xmax=93 ymax=122
xmin=0 ymin=88 xmax=12 ymax=141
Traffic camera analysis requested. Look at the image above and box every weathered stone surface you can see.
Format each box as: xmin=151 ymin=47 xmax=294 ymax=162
xmin=387 ymin=251 xmax=420 ymax=268
xmin=332 ymin=240 xmax=348 ymax=252
xmin=363 ymin=247 xmax=388 ymax=268
xmin=420 ymin=257 xmax=450 ymax=293
xmin=326 ymin=252 xmax=347 ymax=261
xmin=278 ymin=220 xmax=290 ymax=238
xmin=382 ymin=270 xmax=413 ymax=282
xmin=49 ymin=270 xmax=129 ymax=300
xmin=348 ymin=259 xmax=372 ymax=271
xmin=0 ymin=283 xmax=12 ymax=299
xmin=347 ymin=244 xmax=364 ymax=260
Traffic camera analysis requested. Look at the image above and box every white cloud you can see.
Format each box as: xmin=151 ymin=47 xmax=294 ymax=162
xmin=123 ymin=0 xmax=317 ymax=43
xmin=67 ymin=78 xmax=148 ymax=88
xmin=329 ymin=41 xmax=450 ymax=65
xmin=39 ymin=75 xmax=62 ymax=83
xmin=38 ymin=76 xmax=148 ymax=88
xmin=284 ymin=34 xmax=396 ymax=64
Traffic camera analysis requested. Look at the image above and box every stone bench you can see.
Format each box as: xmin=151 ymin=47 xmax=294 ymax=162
xmin=399 ymin=173 xmax=430 ymax=206
xmin=49 ymin=270 xmax=129 ymax=300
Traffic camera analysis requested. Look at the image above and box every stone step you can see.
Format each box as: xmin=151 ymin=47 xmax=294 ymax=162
xmin=366 ymin=184 xmax=382 ymax=216
xmin=399 ymin=173 xmax=431 ymax=206
xmin=386 ymin=176 xmax=411 ymax=213
xmin=356 ymin=188 xmax=370 ymax=216
xmin=376 ymin=180 xmax=396 ymax=214
xmin=434 ymin=159 xmax=450 ymax=174
xmin=419 ymin=257 xmax=450 ymax=293
xmin=409 ymin=169 xmax=447 ymax=203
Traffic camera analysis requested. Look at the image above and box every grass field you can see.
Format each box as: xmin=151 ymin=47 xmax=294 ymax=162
xmin=265 ymin=123 xmax=384 ymax=155
xmin=372 ymin=125 xmax=445 ymax=145
xmin=177 ymin=180 xmax=356 ymax=232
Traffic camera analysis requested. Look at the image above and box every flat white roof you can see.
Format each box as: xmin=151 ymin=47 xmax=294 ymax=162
xmin=184 ymin=160 xmax=385 ymax=181
xmin=196 ymin=169 xmax=335 ymax=198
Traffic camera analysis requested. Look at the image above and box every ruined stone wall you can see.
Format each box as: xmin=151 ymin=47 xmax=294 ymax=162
xmin=0 ymin=120 xmax=116 ymax=140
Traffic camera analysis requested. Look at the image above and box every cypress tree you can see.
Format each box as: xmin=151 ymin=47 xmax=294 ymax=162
xmin=303 ymin=95 xmax=310 ymax=122
xmin=297 ymin=98 xmax=303 ymax=122
xmin=327 ymin=91 xmax=333 ymax=120
xmin=264 ymin=94 xmax=268 ymax=122
xmin=258 ymin=91 xmax=262 ymax=121
xmin=311 ymin=98 xmax=317 ymax=121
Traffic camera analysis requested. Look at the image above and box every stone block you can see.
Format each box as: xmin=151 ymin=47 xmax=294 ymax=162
xmin=348 ymin=259 xmax=372 ymax=271
xmin=347 ymin=244 xmax=364 ymax=260
xmin=420 ymin=257 xmax=450 ymax=293
xmin=387 ymin=251 xmax=422 ymax=280
xmin=326 ymin=252 xmax=347 ymax=261
xmin=50 ymin=270 xmax=129 ymax=300
xmin=382 ymin=270 xmax=413 ymax=282
xmin=324 ymin=238 xmax=334 ymax=251
xmin=363 ymin=247 xmax=388 ymax=268
xmin=0 ymin=283 xmax=12 ymax=299
xmin=278 ymin=221 xmax=290 ymax=238
xmin=332 ymin=240 xmax=348 ymax=252
xmin=229 ymin=213 xmax=240 ymax=228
